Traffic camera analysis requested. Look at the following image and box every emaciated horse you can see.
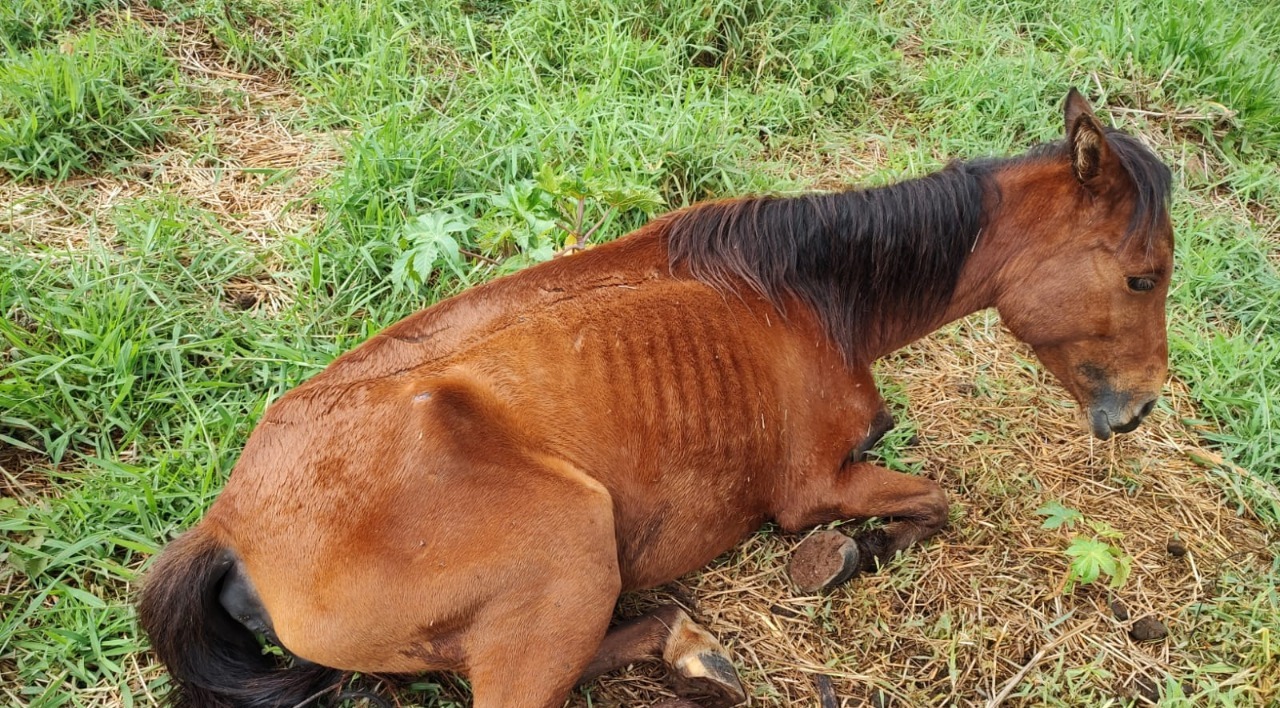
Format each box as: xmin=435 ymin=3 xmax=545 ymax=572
xmin=138 ymin=90 xmax=1173 ymax=707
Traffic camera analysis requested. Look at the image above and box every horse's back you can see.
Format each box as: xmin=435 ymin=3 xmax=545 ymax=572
xmin=306 ymin=225 xmax=675 ymax=388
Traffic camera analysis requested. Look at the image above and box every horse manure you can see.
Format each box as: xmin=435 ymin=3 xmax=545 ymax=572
xmin=1110 ymin=599 xmax=1130 ymax=621
xmin=1166 ymin=537 xmax=1187 ymax=558
xmin=768 ymin=603 xmax=801 ymax=619
xmin=1118 ymin=674 xmax=1160 ymax=704
xmin=814 ymin=674 xmax=838 ymax=708
xmin=1129 ymin=616 xmax=1168 ymax=642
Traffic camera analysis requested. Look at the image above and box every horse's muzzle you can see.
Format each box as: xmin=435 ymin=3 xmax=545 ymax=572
xmin=1088 ymin=394 xmax=1158 ymax=440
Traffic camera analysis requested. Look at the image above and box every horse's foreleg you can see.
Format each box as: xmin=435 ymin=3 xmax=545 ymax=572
xmin=577 ymin=604 xmax=745 ymax=708
xmin=776 ymin=462 xmax=950 ymax=591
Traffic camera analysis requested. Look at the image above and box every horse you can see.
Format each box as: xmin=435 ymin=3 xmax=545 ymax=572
xmin=137 ymin=90 xmax=1173 ymax=708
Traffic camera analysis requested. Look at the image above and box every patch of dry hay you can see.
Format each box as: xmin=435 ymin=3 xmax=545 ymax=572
xmin=0 ymin=98 xmax=338 ymax=251
xmin=760 ymin=130 xmax=890 ymax=191
xmin=565 ymin=315 xmax=1276 ymax=707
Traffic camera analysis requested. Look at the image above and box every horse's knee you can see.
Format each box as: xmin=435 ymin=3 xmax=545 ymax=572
xmin=915 ymin=483 xmax=950 ymax=530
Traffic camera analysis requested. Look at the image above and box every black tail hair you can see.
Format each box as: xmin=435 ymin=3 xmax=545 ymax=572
xmin=136 ymin=527 xmax=343 ymax=708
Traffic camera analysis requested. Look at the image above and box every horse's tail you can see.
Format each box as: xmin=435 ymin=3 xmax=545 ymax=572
xmin=136 ymin=525 xmax=343 ymax=708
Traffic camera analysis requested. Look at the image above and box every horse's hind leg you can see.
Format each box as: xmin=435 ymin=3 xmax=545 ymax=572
xmin=456 ymin=456 xmax=625 ymax=708
xmin=777 ymin=462 xmax=950 ymax=592
xmin=578 ymin=604 xmax=746 ymax=707
xmin=467 ymin=593 xmax=616 ymax=708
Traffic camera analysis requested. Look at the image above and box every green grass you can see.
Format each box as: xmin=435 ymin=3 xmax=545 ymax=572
xmin=0 ymin=21 xmax=190 ymax=180
xmin=0 ymin=0 xmax=122 ymax=51
xmin=2 ymin=0 xmax=1278 ymax=704
xmin=1170 ymin=200 xmax=1279 ymax=474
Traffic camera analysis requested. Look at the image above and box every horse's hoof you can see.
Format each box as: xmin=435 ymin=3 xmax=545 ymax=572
xmin=662 ymin=611 xmax=746 ymax=707
xmin=667 ymin=650 xmax=746 ymax=707
xmin=788 ymin=530 xmax=861 ymax=593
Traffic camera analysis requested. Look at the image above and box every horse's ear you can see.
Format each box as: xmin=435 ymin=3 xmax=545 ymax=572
xmin=1063 ymin=89 xmax=1113 ymax=185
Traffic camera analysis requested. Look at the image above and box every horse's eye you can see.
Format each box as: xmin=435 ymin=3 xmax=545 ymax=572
xmin=1127 ymin=276 xmax=1156 ymax=292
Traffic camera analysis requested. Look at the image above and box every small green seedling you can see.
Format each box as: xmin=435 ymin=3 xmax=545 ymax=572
xmin=1035 ymin=500 xmax=1084 ymax=530
xmin=1035 ymin=501 xmax=1133 ymax=593
xmin=391 ymin=208 xmax=474 ymax=291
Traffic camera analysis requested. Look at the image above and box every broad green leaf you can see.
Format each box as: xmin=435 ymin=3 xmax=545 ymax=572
xmin=1087 ymin=519 xmax=1125 ymax=539
xmin=1063 ymin=537 xmax=1130 ymax=593
xmin=527 ymin=242 xmax=556 ymax=263
xmin=411 ymin=243 xmax=440 ymax=282
xmin=390 ymin=250 xmax=413 ymax=291
xmin=1035 ymin=500 xmax=1083 ymax=530
xmin=535 ymin=164 xmax=565 ymax=195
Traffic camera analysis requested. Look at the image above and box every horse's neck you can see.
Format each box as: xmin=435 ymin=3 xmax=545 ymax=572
xmin=860 ymin=195 xmax=1012 ymax=363
xmin=941 ymin=229 xmax=1005 ymax=324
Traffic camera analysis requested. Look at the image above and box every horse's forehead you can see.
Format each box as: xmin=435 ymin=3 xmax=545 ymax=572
xmin=1115 ymin=220 xmax=1175 ymax=271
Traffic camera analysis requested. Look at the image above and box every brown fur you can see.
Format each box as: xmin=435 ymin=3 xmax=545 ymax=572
xmin=137 ymin=91 xmax=1174 ymax=708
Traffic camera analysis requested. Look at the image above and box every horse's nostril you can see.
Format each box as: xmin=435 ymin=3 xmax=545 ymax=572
xmin=1138 ymin=398 xmax=1157 ymax=420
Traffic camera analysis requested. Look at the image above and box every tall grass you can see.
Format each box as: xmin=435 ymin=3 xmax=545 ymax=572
xmin=0 ymin=0 xmax=121 ymax=51
xmin=0 ymin=22 xmax=188 ymax=180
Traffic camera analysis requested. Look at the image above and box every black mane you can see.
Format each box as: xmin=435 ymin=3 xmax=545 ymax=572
xmin=665 ymin=160 xmax=990 ymax=364
xmin=1105 ymin=129 xmax=1173 ymax=239
xmin=665 ymin=131 xmax=1170 ymax=364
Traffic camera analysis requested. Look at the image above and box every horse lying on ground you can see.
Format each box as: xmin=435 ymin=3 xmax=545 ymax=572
xmin=138 ymin=90 xmax=1173 ymax=708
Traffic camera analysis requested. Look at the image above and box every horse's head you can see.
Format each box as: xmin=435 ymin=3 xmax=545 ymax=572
xmin=993 ymin=90 xmax=1174 ymax=440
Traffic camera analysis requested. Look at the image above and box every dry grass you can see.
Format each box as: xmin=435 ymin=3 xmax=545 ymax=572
xmin=760 ymin=130 xmax=890 ymax=192
xmin=554 ymin=316 xmax=1276 ymax=707
xmin=0 ymin=100 xmax=338 ymax=250
xmin=0 ymin=109 xmax=335 ymax=323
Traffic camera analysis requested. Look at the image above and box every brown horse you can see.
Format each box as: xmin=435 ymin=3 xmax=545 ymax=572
xmin=137 ymin=90 xmax=1173 ymax=708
